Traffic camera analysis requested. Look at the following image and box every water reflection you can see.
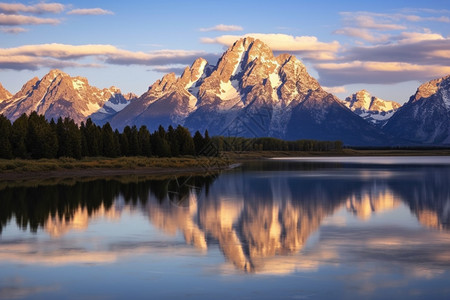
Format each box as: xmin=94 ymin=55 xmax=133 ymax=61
xmin=0 ymin=159 xmax=450 ymax=275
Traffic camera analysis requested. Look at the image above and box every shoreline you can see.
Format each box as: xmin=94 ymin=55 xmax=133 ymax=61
xmin=1 ymin=149 xmax=449 ymax=181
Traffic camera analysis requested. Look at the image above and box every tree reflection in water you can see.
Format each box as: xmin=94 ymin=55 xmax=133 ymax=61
xmin=0 ymin=160 xmax=449 ymax=273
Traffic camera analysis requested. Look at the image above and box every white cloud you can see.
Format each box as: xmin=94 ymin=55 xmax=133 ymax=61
xmin=151 ymin=65 xmax=186 ymax=75
xmin=0 ymin=2 xmax=65 ymax=14
xmin=334 ymin=27 xmax=390 ymax=43
xmin=199 ymin=24 xmax=243 ymax=32
xmin=315 ymin=60 xmax=450 ymax=86
xmin=0 ymin=43 xmax=219 ymax=70
xmin=0 ymin=13 xmax=60 ymax=25
xmin=0 ymin=26 xmax=27 ymax=33
xmin=323 ymin=86 xmax=347 ymax=94
xmin=394 ymin=31 xmax=444 ymax=44
xmin=340 ymin=12 xmax=406 ymax=31
xmin=67 ymin=8 xmax=114 ymax=16
xmin=201 ymin=33 xmax=340 ymax=61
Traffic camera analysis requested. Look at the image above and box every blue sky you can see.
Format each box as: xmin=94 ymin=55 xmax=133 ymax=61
xmin=1 ymin=0 xmax=450 ymax=103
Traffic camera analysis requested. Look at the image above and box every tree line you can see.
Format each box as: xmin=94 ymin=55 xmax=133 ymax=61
xmin=211 ymin=136 xmax=343 ymax=152
xmin=0 ymin=112 xmax=212 ymax=159
xmin=0 ymin=112 xmax=343 ymax=160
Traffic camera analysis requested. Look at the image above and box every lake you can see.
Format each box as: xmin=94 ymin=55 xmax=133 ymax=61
xmin=1 ymin=156 xmax=450 ymax=299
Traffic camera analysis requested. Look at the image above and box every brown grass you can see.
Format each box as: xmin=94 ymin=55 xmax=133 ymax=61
xmin=0 ymin=156 xmax=233 ymax=174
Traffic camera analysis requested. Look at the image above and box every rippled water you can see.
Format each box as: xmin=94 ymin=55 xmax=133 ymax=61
xmin=1 ymin=156 xmax=450 ymax=299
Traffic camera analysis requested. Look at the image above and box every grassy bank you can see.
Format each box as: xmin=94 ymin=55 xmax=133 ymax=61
xmin=0 ymin=156 xmax=232 ymax=174
xmin=1 ymin=149 xmax=449 ymax=180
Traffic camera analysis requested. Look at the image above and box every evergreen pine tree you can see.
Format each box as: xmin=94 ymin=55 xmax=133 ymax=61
xmin=79 ymin=122 xmax=89 ymax=157
xmin=167 ymin=125 xmax=179 ymax=157
xmin=119 ymin=129 xmax=129 ymax=156
xmin=193 ymin=130 xmax=205 ymax=156
xmin=85 ymin=118 xmax=101 ymax=156
xmin=0 ymin=115 xmax=13 ymax=158
xmin=151 ymin=130 xmax=171 ymax=157
xmin=11 ymin=113 xmax=29 ymax=158
xmin=175 ymin=125 xmax=195 ymax=155
xmin=128 ymin=125 xmax=140 ymax=156
xmin=101 ymin=122 xmax=117 ymax=157
xmin=27 ymin=112 xmax=58 ymax=159
xmin=114 ymin=129 xmax=122 ymax=156
xmin=138 ymin=126 xmax=151 ymax=156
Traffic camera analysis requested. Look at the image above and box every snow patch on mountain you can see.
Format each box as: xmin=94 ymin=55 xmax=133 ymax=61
xmin=100 ymin=100 xmax=129 ymax=113
xmin=442 ymin=89 xmax=450 ymax=110
xmin=219 ymin=80 xmax=240 ymax=101
xmin=72 ymin=79 xmax=85 ymax=90
xmin=185 ymin=59 xmax=207 ymax=90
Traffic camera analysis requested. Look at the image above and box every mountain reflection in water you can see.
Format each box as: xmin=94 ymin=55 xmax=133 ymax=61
xmin=0 ymin=158 xmax=449 ymax=274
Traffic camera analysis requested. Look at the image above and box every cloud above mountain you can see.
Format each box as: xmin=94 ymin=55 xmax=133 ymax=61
xmin=0 ymin=2 xmax=65 ymax=14
xmin=201 ymin=33 xmax=340 ymax=61
xmin=0 ymin=1 xmax=113 ymax=33
xmin=318 ymin=10 xmax=450 ymax=86
xmin=199 ymin=24 xmax=243 ymax=32
xmin=67 ymin=8 xmax=114 ymax=16
xmin=0 ymin=43 xmax=219 ymax=70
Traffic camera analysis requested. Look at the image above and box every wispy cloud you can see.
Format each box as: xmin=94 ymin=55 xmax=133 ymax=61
xmin=0 ymin=13 xmax=60 ymax=25
xmin=0 ymin=2 xmax=115 ymax=34
xmin=0 ymin=43 xmax=218 ymax=70
xmin=316 ymin=61 xmax=450 ymax=86
xmin=334 ymin=27 xmax=390 ymax=43
xmin=316 ymin=34 xmax=450 ymax=86
xmin=201 ymin=33 xmax=340 ymax=61
xmin=0 ymin=26 xmax=27 ymax=33
xmin=67 ymin=8 xmax=114 ymax=16
xmin=319 ymin=9 xmax=450 ymax=88
xmin=0 ymin=2 xmax=65 ymax=14
xmin=199 ymin=24 xmax=243 ymax=32
xmin=323 ymin=86 xmax=347 ymax=94
xmin=151 ymin=66 xmax=187 ymax=75
xmin=342 ymin=13 xmax=406 ymax=31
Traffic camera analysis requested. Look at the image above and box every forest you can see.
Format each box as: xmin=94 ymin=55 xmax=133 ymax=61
xmin=0 ymin=112 xmax=342 ymax=160
xmin=0 ymin=112 xmax=211 ymax=159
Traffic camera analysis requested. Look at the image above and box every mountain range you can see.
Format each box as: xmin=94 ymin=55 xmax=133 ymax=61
xmin=0 ymin=69 xmax=136 ymax=124
xmin=0 ymin=37 xmax=449 ymax=146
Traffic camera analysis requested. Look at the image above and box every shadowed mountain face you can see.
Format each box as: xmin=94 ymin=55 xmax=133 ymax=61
xmin=384 ymin=75 xmax=450 ymax=145
xmin=109 ymin=37 xmax=390 ymax=146
xmin=1 ymin=160 xmax=449 ymax=273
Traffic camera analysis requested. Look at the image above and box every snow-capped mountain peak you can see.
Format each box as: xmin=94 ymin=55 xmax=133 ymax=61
xmin=0 ymin=69 xmax=134 ymax=124
xmin=342 ymin=90 xmax=401 ymax=127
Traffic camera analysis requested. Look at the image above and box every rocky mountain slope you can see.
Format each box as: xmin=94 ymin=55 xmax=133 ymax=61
xmin=0 ymin=82 xmax=12 ymax=101
xmin=111 ymin=37 xmax=389 ymax=145
xmin=384 ymin=75 xmax=450 ymax=145
xmin=342 ymin=90 xmax=400 ymax=127
xmin=0 ymin=69 xmax=135 ymax=124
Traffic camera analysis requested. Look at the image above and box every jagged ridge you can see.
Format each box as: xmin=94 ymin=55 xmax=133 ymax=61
xmin=111 ymin=37 xmax=390 ymax=146
xmin=342 ymin=90 xmax=401 ymax=127
xmin=0 ymin=69 xmax=135 ymax=124
xmin=384 ymin=75 xmax=450 ymax=144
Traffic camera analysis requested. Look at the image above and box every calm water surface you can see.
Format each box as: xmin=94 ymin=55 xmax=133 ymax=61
xmin=1 ymin=156 xmax=450 ymax=299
